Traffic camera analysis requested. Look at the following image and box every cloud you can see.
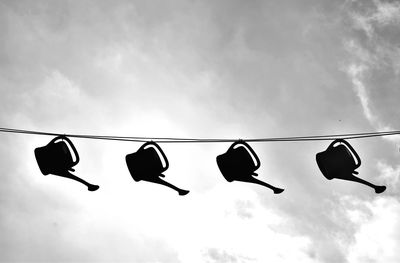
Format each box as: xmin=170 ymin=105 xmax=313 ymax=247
xmin=204 ymin=248 xmax=250 ymax=263
xmin=1 ymin=0 xmax=400 ymax=262
xmin=350 ymin=0 xmax=400 ymax=38
xmin=346 ymin=63 xmax=377 ymax=124
xmin=339 ymin=3 xmax=400 ymax=261
xmin=170 ymin=186 xmax=313 ymax=263
xmin=344 ymin=0 xmax=400 ymax=136
xmin=345 ymin=196 xmax=400 ymax=263
xmin=376 ymin=161 xmax=400 ymax=199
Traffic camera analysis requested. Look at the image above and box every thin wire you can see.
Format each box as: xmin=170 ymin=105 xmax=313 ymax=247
xmin=1 ymin=127 xmax=400 ymax=143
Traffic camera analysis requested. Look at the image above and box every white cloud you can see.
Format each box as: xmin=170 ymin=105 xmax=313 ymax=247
xmin=344 ymin=61 xmax=394 ymax=137
xmin=351 ymin=13 xmax=374 ymax=38
xmin=349 ymin=0 xmax=400 ymax=37
xmin=346 ymin=63 xmax=376 ymax=123
xmin=157 ymin=186 xmax=314 ymax=263
xmin=376 ymin=161 xmax=400 ymax=195
xmin=345 ymin=0 xmax=400 ymax=142
xmin=372 ymin=0 xmax=400 ymax=26
xmin=345 ymin=196 xmax=400 ymax=263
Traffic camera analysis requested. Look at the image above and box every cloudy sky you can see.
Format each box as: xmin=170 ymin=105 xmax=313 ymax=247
xmin=1 ymin=0 xmax=400 ymax=262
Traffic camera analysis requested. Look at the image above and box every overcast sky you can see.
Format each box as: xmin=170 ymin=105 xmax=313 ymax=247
xmin=1 ymin=0 xmax=400 ymax=262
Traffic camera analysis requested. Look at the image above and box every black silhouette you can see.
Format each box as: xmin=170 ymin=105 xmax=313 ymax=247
xmin=316 ymin=139 xmax=386 ymax=194
xmin=34 ymin=136 xmax=99 ymax=191
xmin=125 ymin=141 xmax=190 ymax=196
xmin=216 ymin=140 xmax=284 ymax=194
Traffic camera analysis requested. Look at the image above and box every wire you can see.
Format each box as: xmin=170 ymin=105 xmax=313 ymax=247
xmin=1 ymin=127 xmax=400 ymax=143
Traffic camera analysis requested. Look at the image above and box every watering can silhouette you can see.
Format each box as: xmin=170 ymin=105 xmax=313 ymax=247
xmin=34 ymin=135 xmax=99 ymax=191
xmin=316 ymin=139 xmax=386 ymax=194
xmin=125 ymin=141 xmax=190 ymax=196
xmin=216 ymin=140 xmax=284 ymax=194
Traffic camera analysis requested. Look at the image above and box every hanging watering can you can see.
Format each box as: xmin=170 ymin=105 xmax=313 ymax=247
xmin=126 ymin=141 xmax=190 ymax=196
xmin=34 ymin=135 xmax=99 ymax=191
xmin=316 ymin=139 xmax=386 ymax=194
xmin=216 ymin=140 xmax=284 ymax=194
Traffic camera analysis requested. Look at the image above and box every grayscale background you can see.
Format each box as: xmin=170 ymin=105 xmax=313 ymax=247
xmin=0 ymin=0 xmax=399 ymax=262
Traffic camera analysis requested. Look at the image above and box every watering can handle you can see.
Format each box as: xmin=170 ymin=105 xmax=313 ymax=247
xmin=49 ymin=135 xmax=80 ymax=166
xmin=229 ymin=140 xmax=261 ymax=170
xmin=328 ymin=139 xmax=361 ymax=169
xmin=139 ymin=141 xmax=169 ymax=171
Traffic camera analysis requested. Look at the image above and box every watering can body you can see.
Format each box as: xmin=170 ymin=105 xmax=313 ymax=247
xmin=35 ymin=136 xmax=79 ymax=175
xmin=316 ymin=139 xmax=361 ymax=180
xmin=125 ymin=142 xmax=189 ymax=195
xmin=126 ymin=141 xmax=169 ymax=181
xmin=217 ymin=140 xmax=260 ymax=182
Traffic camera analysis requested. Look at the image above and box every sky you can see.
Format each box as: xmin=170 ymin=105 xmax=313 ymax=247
xmin=0 ymin=0 xmax=400 ymax=262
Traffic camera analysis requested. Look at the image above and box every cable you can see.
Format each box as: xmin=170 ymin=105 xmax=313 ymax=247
xmin=1 ymin=127 xmax=400 ymax=143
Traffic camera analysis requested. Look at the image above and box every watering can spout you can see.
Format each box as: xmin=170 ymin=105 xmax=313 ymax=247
xmin=54 ymin=170 xmax=99 ymax=191
xmin=341 ymin=173 xmax=386 ymax=194
xmin=145 ymin=175 xmax=190 ymax=196
xmin=238 ymin=173 xmax=284 ymax=194
xmin=374 ymin=185 xmax=386 ymax=194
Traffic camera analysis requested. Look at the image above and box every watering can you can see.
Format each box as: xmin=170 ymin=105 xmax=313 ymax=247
xmin=34 ymin=135 xmax=99 ymax=191
xmin=126 ymin=141 xmax=190 ymax=196
xmin=316 ymin=139 xmax=386 ymax=194
xmin=216 ymin=140 xmax=284 ymax=194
